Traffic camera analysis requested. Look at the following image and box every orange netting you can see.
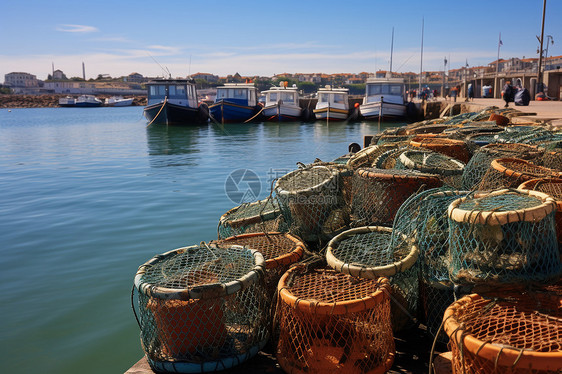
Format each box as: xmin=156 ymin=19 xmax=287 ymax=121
xmin=351 ymin=168 xmax=442 ymax=226
xmin=276 ymin=267 xmax=395 ymax=374
xmin=478 ymin=157 xmax=561 ymax=191
xmin=409 ymin=137 xmax=471 ymax=163
xmin=443 ymin=292 xmax=562 ymax=374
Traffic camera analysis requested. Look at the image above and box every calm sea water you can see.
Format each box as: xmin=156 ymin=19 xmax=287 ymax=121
xmin=0 ymin=107 xmax=399 ymax=374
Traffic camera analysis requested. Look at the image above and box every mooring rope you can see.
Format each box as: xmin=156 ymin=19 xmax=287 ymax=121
xmin=145 ymin=96 xmax=168 ymax=127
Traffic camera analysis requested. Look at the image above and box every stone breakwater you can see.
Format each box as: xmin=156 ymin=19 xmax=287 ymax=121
xmin=0 ymin=94 xmax=147 ymax=108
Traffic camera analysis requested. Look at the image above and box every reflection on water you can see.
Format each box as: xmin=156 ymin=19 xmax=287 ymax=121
xmin=146 ymin=124 xmax=204 ymax=167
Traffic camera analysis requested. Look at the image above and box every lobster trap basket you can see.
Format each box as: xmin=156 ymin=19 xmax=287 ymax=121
xmin=372 ymin=146 xmax=408 ymax=169
xmin=519 ymin=177 xmax=562 ymax=252
xmin=540 ymin=150 xmax=562 ymax=171
xmin=217 ymin=197 xmax=288 ymax=239
xmin=276 ymin=267 xmax=395 ymax=374
xmin=346 ymin=145 xmax=397 ymax=170
xmin=461 ymin=143 xmax=543 ymax=190
xmin=409 ymin=137 xmax=471 ymax=163
xmin=376 ymin=134 xmax=413 ymax=146
xmin=397 ymin=150 xmax=465 ymax=189
xmin=351 ymin=168 xmax=442 ymax=227
xmin=213 ymin=232 xmax=306 ymax=295
xmin=275 ymin=165 xmax=344 ymax=243
xmin=326 ymin=226 xmax=420 ymax=331
xmin=443 ymin=292 xmax=562 ymax=374
xmin=447 ymin=189 xmax=561 ymax=287
xmin=134 ymin=245 xmax=269 ymax=373
xmin=478 ymin=157 xmax=560 ymax=191
xmin=420 ymin=280 xmax=455 ymax=344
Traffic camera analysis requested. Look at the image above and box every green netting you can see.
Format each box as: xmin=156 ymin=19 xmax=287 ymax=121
xmin=396 ymin=150 xmax=465 ymax=188
xmin=350 ymin=168 xmax=442 ymax=227
xmin=461 ymin=144 xmax=543 ymax=190
xmin=326 ymin=226 xmax=419 ymax=331
xmin=373 ymin=146 xmax=408 ymax=169
xmin=376 ymin=134 xmax=413 ymax=145
xmin=275 ymin=164 xmax=348 ymax=244
xmin=217 ymin=196 xmax=288 ymax=239
xmin=420 ymin=280 xmax=454 ymax=343
xmin=448 ymin=190 xmax=561 ymax=287
xmin=494 ymin=127 xmax=551 ymax=143
xmin=134 ymin=245 xmax=270 ymax=373
xmin=478 ymin=157 xmax=558 ymax=191
xmin=540 ymin=150 xmax=562 ymax=171
xmin=346 ymin=144 xmax=399 ymax=170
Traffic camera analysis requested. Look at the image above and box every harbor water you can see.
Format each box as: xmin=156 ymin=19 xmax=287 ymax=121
xmin=0 ymin=107 xmax=400 ymax=374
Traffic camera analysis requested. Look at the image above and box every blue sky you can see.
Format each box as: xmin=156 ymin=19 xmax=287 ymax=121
xmin=1 ymin=0 xmax=560 ymax=80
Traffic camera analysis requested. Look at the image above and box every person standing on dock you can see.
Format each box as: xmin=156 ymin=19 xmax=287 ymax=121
xmin=502 ymin=81 xmax=514 ymax=108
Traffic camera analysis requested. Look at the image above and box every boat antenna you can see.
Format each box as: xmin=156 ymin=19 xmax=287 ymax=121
xmin=147 ymin=52 xmax=170 ymax=78
xmin=389 ymin=27 xmax=394 ymax=76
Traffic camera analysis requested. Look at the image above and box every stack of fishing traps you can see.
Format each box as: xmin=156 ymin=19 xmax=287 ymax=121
xmin=132 ymin=106 xmax=562 ymax=373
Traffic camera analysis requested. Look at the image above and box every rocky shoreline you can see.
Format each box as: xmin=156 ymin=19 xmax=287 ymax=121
xmin=0 ymin=94 xmax=147 ymax=108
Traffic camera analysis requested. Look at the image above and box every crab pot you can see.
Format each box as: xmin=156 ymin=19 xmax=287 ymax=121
xmin=447 ymin=189 xmax=560 ymax=287
xmin=346 ymin=144 xmax=399 ymax=170
xmin=372 ymin=147 xmax=408 ymax=169
xmin=351 ymin=168 xmax=442 ymax=227
xmin=396 ymin=150 xmax=465 ymax=189
xmin=134 ymin=245 xmax=269 ymax=373
xmin=326 ymin=226 xmax=420 ymax=332
xmin=519 ymin=178 xmax=562 ymax=256
xmin=217 ymin=197 xmax=287 ymax=239
xmin=461 ymin=143 xmax=543 ymax=190
xmin=443 ymin=292 xmax=562 ymax=374
xmin=213 ymin=232 xmax=306 ymax=296
xmin=478 ymin=157 xmax=560 ymax=191
xmin=275 ymin=165 xmax=343 ymax=243
xmin=541 ymin=150 xmax=562 ymax=171
xmin=409 ymin=137 xmax=471 ymax=163
xmin=276 ymin=267 xmax=395 ymax=374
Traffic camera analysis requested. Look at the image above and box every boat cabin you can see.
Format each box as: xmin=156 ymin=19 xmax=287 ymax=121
xmin=263 ymin=85 xmax=299 ymax=107
xmin=215 ymin=83 xmax=258 ymax=106
xmin=364 ymin=77 xmax=406 ymax=105
xmin=317 ymin=86 xmax=349 ymax=109
xmin=147 ymin=79 xmax=198 ymax=108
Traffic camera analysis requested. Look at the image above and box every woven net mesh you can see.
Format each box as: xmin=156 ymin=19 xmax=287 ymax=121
xmin=275 ymin=165 xmax=348 ymax=243
xmin=478 ymin=158 xmax=559 ymax=191
xmin=346 ymin=144 xmax=399 ymax=170
xmin=351 ymin=168 xmax=442 ymax=227
xmin=448 ymin=191 xmax=560 ymax=286
xmin=396 ymin=150 xmax=465 ymax=189
xmin=213 ymin=233 xmax=304 ymax=296
xmin=276 ymin=268 xmax=395 ymax=374
xmin=540 ymin=150 xmax=562 ymax=172
xmin=327 ymin=227 xmax=419 ymax=332
xmin=461 ymin=144 xmax=543 ymax=190
xmin=373 ymin=146 xmax=409 ymax=169
xmin=217 ymin=197 xmax=288 ymax=240
xmin=135 ymin=246 xmax=269 ymax=371
xmin=445 ymin=291 xmax=562 ymax=374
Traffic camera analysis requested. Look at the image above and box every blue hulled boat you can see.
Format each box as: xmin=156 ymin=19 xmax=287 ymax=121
xmin=209 ymin=83 xmax=261 ymax=124
xmin=143 ymin=78 xmax=209 ymax=126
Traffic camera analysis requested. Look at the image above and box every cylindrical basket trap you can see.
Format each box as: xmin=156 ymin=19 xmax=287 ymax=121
xmin=351 ymin=168 xmax=442 ymax=227
xmin=443 ymin=292 xmax=562 ymax=374
xmin=478 ymin=157 xmax=560 ymax=191
xmin=461 ymin=143 xmax=543 ymax=190
xmin=397 ymin=150 xmax=465 ymax=189
xmin=217 ymin=197 xmax=287 ymax=239
xmin=409 ymin=137 xmax=471 ymax=163
xmin=276 ymin=267 xmax=395 ymax=374
xmin=275 ymin=165 xmax=343 ymax=242
xmin=326 ymin=226 xmax=420 ymax=331
xmin=447 ymin=189 xmax=560 ymax=287
xmin=134 ymin=245 xmax=269 ymax=373
xmin=213 ymin=232 xmax=306 ymax=295
xmin=519 ymin=177 xmax=562 ymax=256
xmin=346 ymin=145 xmax=397 ymax=170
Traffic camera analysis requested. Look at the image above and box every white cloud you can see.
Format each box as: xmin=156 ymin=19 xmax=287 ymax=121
xmin=56 ymin=24 xmax=99 ymax=33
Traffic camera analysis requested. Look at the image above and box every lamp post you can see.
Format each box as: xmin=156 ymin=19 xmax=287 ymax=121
xmin=537 ymin=0 xmax=547 ymax=93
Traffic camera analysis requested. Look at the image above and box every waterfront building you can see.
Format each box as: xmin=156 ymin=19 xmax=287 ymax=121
xmin=53 ymin=69 xmax=67 ymax=80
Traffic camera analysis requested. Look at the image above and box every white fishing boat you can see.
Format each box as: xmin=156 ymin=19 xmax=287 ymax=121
xmin=75 ymin=95 xmax=103 ymax=107
xmin=105 ymin=96 xmax=134 ymax=107
xmin=58 ymin=96 xmax=75 ymax=107
xmin=359 ymin=77 xmax=407 ymax=120
xmin=261 ymin=82 xmax=302 ymax=121
xmin=313 ymin=86 xmax=349 ymax=121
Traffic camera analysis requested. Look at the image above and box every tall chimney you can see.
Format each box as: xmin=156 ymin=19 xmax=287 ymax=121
xmin=82 ymin=62 xmax=86 ymax=80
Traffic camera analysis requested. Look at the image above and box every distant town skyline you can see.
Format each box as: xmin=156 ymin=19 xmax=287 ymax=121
xmin=1 ymin=0 xmax=560 ymax=80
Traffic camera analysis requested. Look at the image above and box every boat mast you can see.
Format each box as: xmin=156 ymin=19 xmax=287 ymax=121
xmin=389 ymin=27 xmax=394 ymax=77
xmin=419 ymin=17 xmax=424 ymax=95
